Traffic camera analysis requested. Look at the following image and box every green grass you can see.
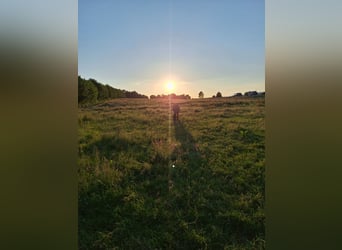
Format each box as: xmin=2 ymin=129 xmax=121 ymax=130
xmin=79 ymin=97 xmax=265 ymax=249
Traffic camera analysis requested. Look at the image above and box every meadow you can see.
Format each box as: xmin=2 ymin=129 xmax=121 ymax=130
xmin=78 ymin=96 xmax=265 ymax=249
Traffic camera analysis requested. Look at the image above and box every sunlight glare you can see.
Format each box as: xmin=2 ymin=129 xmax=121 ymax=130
xmin=166 ymin=81 xmax=174 ymax=91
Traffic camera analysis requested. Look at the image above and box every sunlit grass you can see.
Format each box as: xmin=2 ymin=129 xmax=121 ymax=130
xmin=78 ymin=96 xmax=265 ymax=249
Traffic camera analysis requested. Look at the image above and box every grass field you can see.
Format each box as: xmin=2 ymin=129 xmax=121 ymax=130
xmin=78 ymin=96 xmax=265 ymax=249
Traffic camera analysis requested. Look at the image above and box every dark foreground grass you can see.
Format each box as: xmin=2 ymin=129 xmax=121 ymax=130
xmin=79 ymin=97 xmax=265 ymax=249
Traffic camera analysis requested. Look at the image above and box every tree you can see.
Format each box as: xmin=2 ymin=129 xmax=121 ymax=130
xmin=244 ymin=91 xmax=258 ymax=97
xmin=233 ymin=92 xmax=242 ymax=97
xmin=78 ymin=78 xmax=98 ymax=104
xmin=198 ymin=91 xmax=204 ymax=98
xmin=216 ymin=92 xmax=222 ymax=98
xmin=96 ymin=83 xmax=109 ymax=100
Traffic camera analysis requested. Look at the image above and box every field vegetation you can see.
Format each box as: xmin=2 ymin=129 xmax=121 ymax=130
xmin=78 ymin=96 xmax=265 ymax=249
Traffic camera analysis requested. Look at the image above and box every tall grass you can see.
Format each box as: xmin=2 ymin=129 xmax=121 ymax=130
xmin=79 ymin=97 xmax=265 ymax=249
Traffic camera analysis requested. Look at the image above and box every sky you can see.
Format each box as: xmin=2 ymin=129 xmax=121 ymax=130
xmin=79 ymin=0 xmax=264 ymax=98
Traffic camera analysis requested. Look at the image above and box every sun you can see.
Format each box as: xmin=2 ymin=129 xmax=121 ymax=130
xmin=166 ymin=81 xmax=174 ymax=91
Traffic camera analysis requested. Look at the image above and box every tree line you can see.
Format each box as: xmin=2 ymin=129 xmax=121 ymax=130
xmin=198 ymin=91 xmax=222 ymax=98
xmin=150 ymin=93 xmax=191 ymax=100
xmin=78 ymin=76 xmax=148 ymax=104
xmin=198 ymin=91 xmax=265 ymax=98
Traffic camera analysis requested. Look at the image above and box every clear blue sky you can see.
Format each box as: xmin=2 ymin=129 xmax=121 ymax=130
xmin=79 ymin=0 xmax=264 ymax=98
